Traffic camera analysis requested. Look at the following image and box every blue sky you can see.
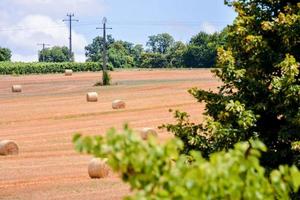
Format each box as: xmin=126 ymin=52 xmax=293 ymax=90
xmin=0 ymin=0 xmax=236 ymax=62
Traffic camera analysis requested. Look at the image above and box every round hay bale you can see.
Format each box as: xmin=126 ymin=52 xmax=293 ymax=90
xmin=140 ymin=128 xmax=158 ymax=140
xmin=12 ymin=85 xmax=22 ymax=93
xmin=112 ymin=100 xmax=125 ymax=109
xmin=65 ymin=69 xmax=73 ymax=76
xmin=88 ymin=158 xmax=110 ymax=179
xmin=86 ymin=92 xmax=98 ymax=102
xmin=0 ymin=140 xmax=19 ymax=156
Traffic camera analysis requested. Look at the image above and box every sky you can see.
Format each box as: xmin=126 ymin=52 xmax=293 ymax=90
xmin=0 ymin=0 xmax=236 ymax=62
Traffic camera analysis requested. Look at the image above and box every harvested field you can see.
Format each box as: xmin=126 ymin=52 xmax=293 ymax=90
xmin=0 ymin=69 xmax=220 ymax=200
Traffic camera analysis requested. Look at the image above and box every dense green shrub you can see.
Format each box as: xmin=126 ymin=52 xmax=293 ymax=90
xmin=141 ymin=52 xmax=169 ymax=68
xmin=0 ymin=62 xmax=112 ymax=75
xmin=102 ymin=70 xmax=111 ymax=86
xmin=74 ymin=126 xmax=300 ymax=200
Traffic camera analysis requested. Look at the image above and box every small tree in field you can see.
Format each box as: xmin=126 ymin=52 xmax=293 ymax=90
xmin=163 ymin=0 xmax=300 ymax=169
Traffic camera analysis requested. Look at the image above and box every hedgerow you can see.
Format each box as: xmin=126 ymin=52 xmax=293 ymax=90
xmin=0 ymin=62 xmax=113 ymax=75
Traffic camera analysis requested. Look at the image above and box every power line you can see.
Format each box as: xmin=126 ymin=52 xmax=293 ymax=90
xmin=63 ymin=13 xmax=79 ymax=61
xmin=109 ymin=20 xmax=231 ymax=26
xmin=0 ymin=20 xmax=231 ymax=32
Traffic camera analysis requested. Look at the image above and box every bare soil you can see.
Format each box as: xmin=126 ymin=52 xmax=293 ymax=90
xmin=0 ymin=69 xmax=219 ymax=200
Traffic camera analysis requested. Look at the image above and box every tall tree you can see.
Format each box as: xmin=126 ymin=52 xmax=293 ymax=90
xmin=183 ymin=31 xmax=224 ymax=68
xmin=183 ymin=45 xmax=215 ymax=67
xmin=166 ymin=41 xmax=187 ymax=67
xmin=108 ymin=41 xmax=134 ymax=68
xmin=146 ymin=33 xmax=175 ymax=54
xmin=190 ymin=31 xmax=211 ymax=46
xmin=163 ymin=0 xmax=300 ymax=170
xmin=85 ymin=35 xmax=115 ymax=62
xmin=131 ymin=44 xmax=144 ymax=67
xmin=0 ymin=47 xmax=12 ymax=61
xmin=39 ymin=46 xmax=71 ymax=62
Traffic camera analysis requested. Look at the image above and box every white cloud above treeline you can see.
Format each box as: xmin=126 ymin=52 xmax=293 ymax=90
xmin=0 ymin=0 xmax=107 ymax=62
xmin=2 ymin=15 xmax=87 ymax=50
xmin=201 ymin=22 xmax=218 ymax=34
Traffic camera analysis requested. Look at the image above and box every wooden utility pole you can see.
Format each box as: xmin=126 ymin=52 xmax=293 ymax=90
xmin=37 ymin=43 xmax=50 ymax=62
xmin=97 ymin=17 xmax=112 ymax=84
xmin=63 ymin=13 xmax=78 ymax=61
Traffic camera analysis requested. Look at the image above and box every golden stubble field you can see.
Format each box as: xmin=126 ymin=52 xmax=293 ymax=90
xmin=0 ymin=69 xmax=220 ymax=200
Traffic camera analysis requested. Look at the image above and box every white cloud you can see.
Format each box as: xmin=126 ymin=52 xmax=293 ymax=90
xmin=75 ymin=54 xmax=87 ymax=62
xmin=0 ymin=15 xmax=88 ymax=62
xmin=0 ymin=10 xmax=10 ymax=26
xmin=0 ymin=0 xmax=108 ymax=62
xmin=12 ymin=52 xmax=86 ymax=62
xmin=12 ymin=54 xmax=38 ymax=62
xmin=201 ymin=22 xmax=217 ymax=34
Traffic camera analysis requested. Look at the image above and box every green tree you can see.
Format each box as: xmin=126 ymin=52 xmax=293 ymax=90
xmin=85 ymin=35 xmax=115 ymax=62
xmin=190 ymin=31 xmax=211 ymax=46
xmin=0 ymin=47 xmax=12 ymax=61
xmin=146 ymin=33 xmax=175 ymax=54
xmin=141 ymin=52 xmax=168 ymax=68
xmin=117 ymin=41 xmax=134 ymax=54
xmin=166 ymin=41 xmax=187 ymax=67
xmin=39 ymin=46 xmax=71 ymax=62
xmin=74 ymin=126 xmax=300 ymax=199
xmin=182 ymin=31 xmax=224 ymax=68
xmin=108 ymin=41 xmax=134 ymax=68
xmin=131 ymin=44 xmax=144 ymax=67
xmin=163 ymin=0 xmax=300 ymax=169
xmin=182 ymin=45 xmax=215 ymax=67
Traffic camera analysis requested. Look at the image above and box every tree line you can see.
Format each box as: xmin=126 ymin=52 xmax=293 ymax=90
xmin=0 ymin=30 xmax=227 ymax=68
xmin=85 ymin=30 xmax=227 ymax=68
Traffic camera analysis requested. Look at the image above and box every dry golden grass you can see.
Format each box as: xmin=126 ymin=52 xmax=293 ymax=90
xmin=0 ymin=69 xmax=219 ymax=200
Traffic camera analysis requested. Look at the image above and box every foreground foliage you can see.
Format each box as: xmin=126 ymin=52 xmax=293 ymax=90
xmin=163 ymin=0 xmax=300 ymax=169
xmin=73 ymin=126 xmax=300 ymax=200
xmin=0 ymin=62 xmax=111 ymax=75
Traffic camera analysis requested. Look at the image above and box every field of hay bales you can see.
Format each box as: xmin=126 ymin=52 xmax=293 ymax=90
xmin=0 ymin=69 xmax=219 ymax=200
